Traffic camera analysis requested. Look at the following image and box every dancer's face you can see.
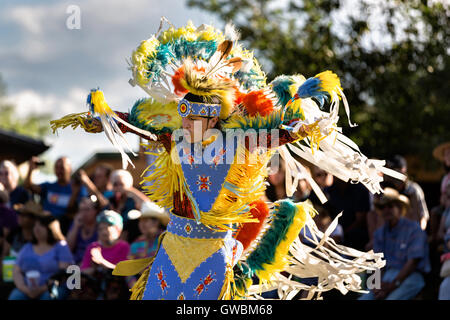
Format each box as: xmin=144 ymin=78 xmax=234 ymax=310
xmin=181 ymin=116 xmax=218 ymax=143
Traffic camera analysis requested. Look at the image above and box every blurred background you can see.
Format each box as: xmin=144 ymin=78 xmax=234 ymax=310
xmin=0 ymin=0 xmax=449 ymax=300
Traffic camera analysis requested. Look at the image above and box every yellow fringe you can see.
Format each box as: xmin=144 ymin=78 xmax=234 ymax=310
xmin=130 ymin=267 xmax=151 ymax=300
xmin=49 ymin=112 xmax=94 ymax=133
xmin=141 ymin=143 xmax=186 ymax=211
xmin=218 ymin=263 xmax=236 ymax=300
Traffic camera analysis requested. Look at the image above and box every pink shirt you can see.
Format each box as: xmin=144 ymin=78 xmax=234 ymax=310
xmin=80 ymin=240 xmax=130 ymax=270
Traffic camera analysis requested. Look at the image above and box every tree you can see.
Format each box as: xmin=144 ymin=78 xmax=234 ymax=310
xmin=0 ymin=73 xmax=51 ymax=139
xmin=188 ymin=0 xmax=450 ymax=170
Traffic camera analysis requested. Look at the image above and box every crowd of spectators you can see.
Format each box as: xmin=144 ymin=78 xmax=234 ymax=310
xmin=0 ymin=158 xmax=168 ymax=300
xmin=263 ymin=143 xmax=450 ymax=300
xmin=0 ymin=140 xmax=449 ymax=300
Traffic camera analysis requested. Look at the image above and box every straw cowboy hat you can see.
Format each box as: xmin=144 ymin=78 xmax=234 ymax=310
xmin=127 ymin=201 xmax=169 ymax=226
xmin=374 ymin=187 xmax=410 ymax=215
xmin=433 ymin=141 xmax=450 ymax=162
xmin=13 ymin=201 xmax=47 ymax=217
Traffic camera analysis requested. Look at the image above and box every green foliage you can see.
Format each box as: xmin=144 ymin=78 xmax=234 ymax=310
xmin=0 ymin=74 xmax=51 ymax=139
xmin=188 ymin=0 xmax=450 ymax=169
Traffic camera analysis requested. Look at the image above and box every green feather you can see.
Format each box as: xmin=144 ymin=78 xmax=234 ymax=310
xmin=245 ymin=199 xmax=298 ymax=275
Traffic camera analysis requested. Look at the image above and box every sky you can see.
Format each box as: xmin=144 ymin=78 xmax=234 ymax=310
xmin=0 ymin=0 xmax=215 ymax=174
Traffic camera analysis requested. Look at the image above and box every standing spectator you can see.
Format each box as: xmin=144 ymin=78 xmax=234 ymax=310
xmin=128 ymin=201 xmax=168 ymax=260
xmin=385 ymin=155 xmax=429 ymax=230
xmin=108 ymin=170 xmax=148 ymax=243
xmin=359 ymin=188 xmax=431 ymax=300
xmin=66 ymin=196 xmax=100 ymax=265
xmin=80 ymin=210 xmax=130 ymax=275
xmin=324 ymin=178 xmax=371 ymax=251
xmin=0 ymin=160 xmax=30 ymax=208
xmin=8 ymin=214 xmax=74 ymax=300
xmin=25 ymin=156 xmax=88 ymax=234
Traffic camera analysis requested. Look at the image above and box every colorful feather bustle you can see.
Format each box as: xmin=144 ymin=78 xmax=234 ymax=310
xmin=296 ymin=71 xmax=342 ymax=102
xmin=244 ymin=199 xmax=315 ymax=284
xmin=222 ymin=102 xmax=305 ymax=132
xmin=129 ymin=98 xmax=182 ymax=134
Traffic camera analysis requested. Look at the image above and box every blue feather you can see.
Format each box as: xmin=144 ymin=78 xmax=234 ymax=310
xmin=296 ymin=77 xmax=321 ymax=98
xmin=271 ymin=76 xmax=295 ymax=106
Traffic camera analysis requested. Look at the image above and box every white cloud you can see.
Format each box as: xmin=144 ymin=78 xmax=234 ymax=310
xmin=6 ymin=5 xmax=46 ymax=35
xmin=0 ymin=0 xmax=213 ymax=170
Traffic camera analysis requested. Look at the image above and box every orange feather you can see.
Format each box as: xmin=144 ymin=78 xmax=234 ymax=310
xmin=171 ymin=66 xmax=188 ymax=96
xmin=242 ymin=90 xmax=274 ymax=117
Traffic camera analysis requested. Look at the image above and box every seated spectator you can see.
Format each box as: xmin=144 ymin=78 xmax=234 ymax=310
xmin=0 ymin=183 xmax=18 ymax=239
xmin=25 ymin=156 xmax=88 ymax=234
xmin=108 ymin=170 xmax=148 ymax=243
xmin=128 ymin=201 xmax=168 ymax=260
xmin=66 ymin=196 xmax=100 ymax=265
xmin=80 ymin=210 xmax=130 ymax=276
xmin=359 ymin=188 xmax=431 ymax=300
xmin=9 ymin=214 xmax=74 ymax=300
xmin=3 ymin=201 xmax=40 ymax=258
xmin=0 ymin=160 xmax=30 ymax=208
xmin=385 ymin=155 xmax=429 ymax=230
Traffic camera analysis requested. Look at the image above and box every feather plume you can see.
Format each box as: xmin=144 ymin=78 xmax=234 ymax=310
xmin=204 ymin=40 xmax=233 ymax=77
xmin=224 ymin=23 xmax=240 ymax=42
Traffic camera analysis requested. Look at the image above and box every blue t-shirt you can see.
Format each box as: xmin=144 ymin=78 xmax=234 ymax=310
xmin=16 ymin=241 xmax=74 ymax=286
xmin=40 ymin=182 xmax=87 ymax=218
xmin=373 ymin=217 xmax=431 ymax=274
xmin=9 ymin=186 xmax=30 ymax=208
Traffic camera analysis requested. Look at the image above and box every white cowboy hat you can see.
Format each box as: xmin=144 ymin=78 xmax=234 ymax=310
xmin=127 ymin=201 xmax=169 ymax=226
